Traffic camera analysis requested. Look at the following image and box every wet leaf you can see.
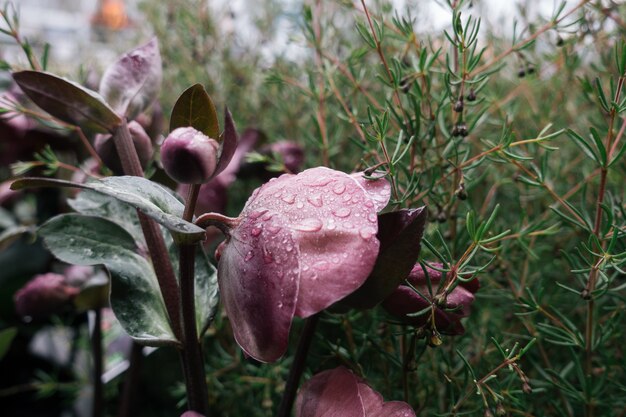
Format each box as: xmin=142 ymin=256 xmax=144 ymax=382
xmin=39 ymin=214 xmax=178 ymax=346
xmin=341 ymin=207 xmax=427 ymax=309
xmin=69 ymin=189 xmax=146 ymax=249
xmin=73 ymin=272 xmax=109 ymax=312
xmin=12 ymin=176 xmax=204 ymax=242
xmin=99 ymin=37 xmax=162 ymax=119
xmin=13 ymin=70 xmax=121 ymax=133
xmin=169 ymin=83 xmax=219 ymax=139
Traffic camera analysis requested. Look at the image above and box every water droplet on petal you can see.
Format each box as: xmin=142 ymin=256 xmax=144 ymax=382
xmin=281 ymin=194 xmax=296 ymax=204
xmin=344 ymin=222 xmax=354 ymax=229
xmin=293 ymin=218 xmax=323 ymax=232
xmin=307 ymin=194 xmax=323 ymax=207
xmin=296 ymin=201 xmax=304 ymax=209
xmin=266 ymin=225 xmax=282 ymax=234
xmin=248 ymin=209 xmax=269 ymax=220
xmin=359 ymin=226 xmax=376 ymax=239
xmin=244 ymin=251 xmax=254 ymax=261
xmin=332 ymin=207 xmax=351 ymax=218
xmin=285 ymin=244 xmax=294 ymax=252
xmin=262 ymin=249 xmax=274 ymax=264
xmin=364 ymin=200 xmax=374 ymax=208
xmin=262 ymin=212 xmax=274 ymax=221
xmin=368 ymin=213 xmax=377 ymax=223
xmin=313 ymin=260 xmax=329 ymax=271
xmin=251 ymin=226 xmax=262 ymax=237
xmin=277 ymin=302 xmax=284 ymax=309
xmin=302 ymin=264 xmax=310 ymax=272
xmin=327 ymin=221 xmax=336 ymax=230
xmin=307 ymin=178 xmax=334 ymax=187
xmin=332 ymin=183 xmax=346 ymax=195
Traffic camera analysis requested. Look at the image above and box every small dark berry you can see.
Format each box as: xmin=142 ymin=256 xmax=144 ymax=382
xmin=399 ymin=76 xmax=413 ymax=94
xmin=454 ymin=99 xmax=464 ymax=112
xmin=527 ymin=65 xmax=535 ymax=75
xmin=517 ymin=68 xmax=526 ymax=78
xmin=457 ymin=123 xmax=469 ymax=137
xmin=452 ymin=126 xmax=461 ymax=137
xmin=437 ymin=211 xmax=447 ymax=223
xmin=556 ymin=36 xmax=564 ymax=47
xmin=456 ymin=186 xmax=468 ymax=200
xmin=467 ymin=89 xmax=477 ymax=102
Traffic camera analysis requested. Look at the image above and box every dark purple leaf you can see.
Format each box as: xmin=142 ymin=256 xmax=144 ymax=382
xmin=340 ymin=207 xmax=427 ymax=309
xmin=13 ymin=70 xmax=122 ymax=133
xmin=213 ymin=108 xmax=239 ymax=177
xmin=169 ymin=83 xmax=219 ymax=139
xmin=99 ymin=37 xmax=162 ymax=119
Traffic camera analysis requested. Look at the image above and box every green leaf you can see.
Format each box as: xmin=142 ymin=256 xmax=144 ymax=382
xmin=68 ymin=190 xmax=146 ymax=249
xmin=169 ymin=83 xmax=220 ymax=139
xmin=194 ymin=248 xmax=219 ymax=338
xmin=12 ymin=70 xmax=122 ymax=133
xmin=0 ymin=327 xmax=17 ymax=361
xmin=12 ymin=176 xmax=205 ymax=243
xmin=74 ymin=272 xmax=110 ymax=312
xmin=39 ymin=214 xmax=178 ymax=347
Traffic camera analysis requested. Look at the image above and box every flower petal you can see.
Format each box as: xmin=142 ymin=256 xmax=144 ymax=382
xmin=217 ymin=212 xmax=299 ymax=362
xmin=350 ymin=172 xmax=391 ymax=211
xmin=295 ymin=367 xmax=364 ymax=417
xmin=242 ymin=167 xmax=382 ymax=318
xmin=357 ymin=381 xmax=416 ymax=417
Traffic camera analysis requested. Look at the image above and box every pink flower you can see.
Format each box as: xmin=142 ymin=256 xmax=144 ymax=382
xmin=14 ymin=273 xmax=80 ymax=319
xmin=213 ymin=167 xmax=390 ymax=362
xmin=295 ymin=366 xmax=415 ymax=417
xmin=382 ymin=263 xmax=479 ymax=335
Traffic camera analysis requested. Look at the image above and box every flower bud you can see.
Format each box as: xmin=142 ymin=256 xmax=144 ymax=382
xmin=14 ymin=273 xmax=79 ymax=319
xmin=161 ymin=127 xmax=219 ymax=184
xmin=94 ymin=121 xmax=153 ymax=175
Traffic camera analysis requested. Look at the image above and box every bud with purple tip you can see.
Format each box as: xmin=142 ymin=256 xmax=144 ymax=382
xmin=161 ymin=127 xmax=220 ymax=184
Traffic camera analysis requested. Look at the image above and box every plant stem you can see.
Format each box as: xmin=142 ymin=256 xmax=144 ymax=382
xmin=111 ymin=119 xmax=183 ymax=341
xmin=179 ymin=184 xmax=209 ymax=414
xmin=276 ymin=314 xmax=320 ymax=417
xmin=91 ymin=308 xmax=103 ymax=417
xmin=117 ymin=343 xmax=143 ymax=417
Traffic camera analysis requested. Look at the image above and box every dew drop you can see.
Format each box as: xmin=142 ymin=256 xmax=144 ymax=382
xmin=244 ymin=251 xmax=254 ymax=261
xmin=262 ymin=212 xmax=274 ymax=221
xmin=364 ymin=200 xmax=374 ymax=208
xmin=332 ymin=183 xmax=346 ymax=195
xmin=302 ymin=264 xmax=310 ymax=272
xmin=332 ymin=207 xmax=351 ymax=218
xmin=313 ymin=260 xmax=329 ymax=271
xmin=281 ymin=194 xmax=296 ymax=204
xmin=344 ymin=222 xmax=354 ymax=229
xmin=277 ymin=302 xmax=284 ymax=309
xmin=307 ymin=194 xmax=323 ymax=207
xmin=266 ymin=225 xmax=282 ymax=235
xmin=251 ymin=226 xmax=262 ymax=237
xmin=293 ymin=218 xmax=323 ymax=232
xmin=285 ymin=244 xmax=294 ymax=252
xmin=368 ymin=213 xmax=377 ymax=223
xmin=359 ymin=226 xmax=376 ymax=240
xmin=307 ymin=178 xmax=333 ymax=187
xmin=248 ymin=209 xmax=269 ymax=220
xmin=296 ymin=201 xmax=304 ymax=209
xmin=327 ymin=221 xmax=337 ymax=230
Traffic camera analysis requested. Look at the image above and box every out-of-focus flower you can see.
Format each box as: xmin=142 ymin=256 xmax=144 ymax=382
xmin=94 ymin=121 xmax=153 ymax=175
xmin=205 ymin=167 xmax=390 ymax=362
xmin=180 ymin=412 xmax=205 ymax=417
xmin=14 ymin=273 xmax=79 ymax=319
xmin=295 ymin=366 xmax=416 ymax=417
xmin=382 ymin=263 xmax=479 ymax=335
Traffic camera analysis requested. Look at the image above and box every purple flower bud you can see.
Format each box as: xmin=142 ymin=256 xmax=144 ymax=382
xmin=94 ymin=121 xmax=153 ymax=175
xmin=161 ymin=127 xmax=219 ymax=184
xmin=14 ymin=273 xmax=79 ymax=319
xmin=382 ymin=263 xmax=479 ymax=335
xmin=296 ymin=366 xmax=415 ymax=417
